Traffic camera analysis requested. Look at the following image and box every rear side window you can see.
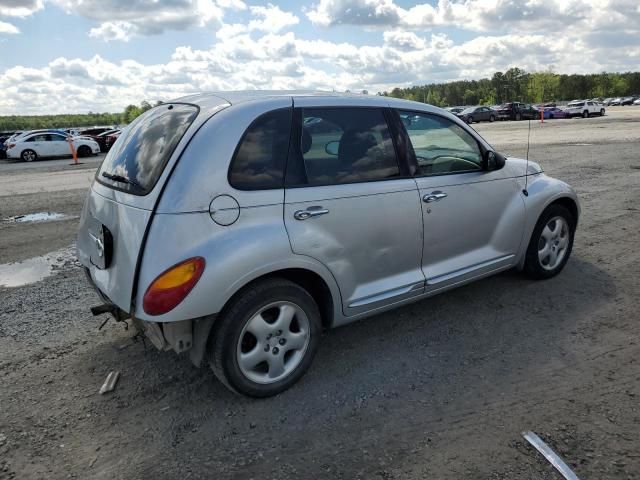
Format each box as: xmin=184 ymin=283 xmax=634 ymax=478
xmin=228 ymin=108 xmax=292 ymax=190
xmin=98 ymin=103 xmax=198 ymax=195
xmin=292 ymin=107 xmax=399 ymax=186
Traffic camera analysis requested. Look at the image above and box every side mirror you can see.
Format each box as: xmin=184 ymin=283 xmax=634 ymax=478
xmin=325 ymin=141 xmax=339 ymax=156
xmin=484 ymin=150 xmax=506 ymax=171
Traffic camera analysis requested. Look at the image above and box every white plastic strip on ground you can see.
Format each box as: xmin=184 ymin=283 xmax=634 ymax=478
xmin=522 ymin=431 xmax=581 ymax=480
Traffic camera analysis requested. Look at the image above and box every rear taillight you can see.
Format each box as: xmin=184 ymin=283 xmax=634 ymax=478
xmin=8 ymin=143 xmax=15 ymax=149
xmin=143 ymin=257 xmax=205 ymax=315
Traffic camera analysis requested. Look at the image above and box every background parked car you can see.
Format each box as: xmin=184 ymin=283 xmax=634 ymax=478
xmin=5 ymin=131 xmax=100 ymax=162
xmin=445 ymin=106 xmax=465 ymax=114
xmin=633 ymin=98 xmax=640 ymax=105
xmin=541 ymin=106 xmax=569 ymax=119
xmin=496 ymin=102 xmax=538 ymax=120
xmin=87 ymin=129 xmax=120 ymax=152
xmin=456 ymin=106 xmax=496 ymax=123
xmin=104 ymin=130 xmax=122 ymax=151
xmin=620 ymin=96 xmax=636 ymax=106
xmin=609 ymin=97 xmax=622 ymax=106
xmin=562 ymin=100 xmax=605 ymax=118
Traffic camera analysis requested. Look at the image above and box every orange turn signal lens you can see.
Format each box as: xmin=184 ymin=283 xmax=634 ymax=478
xmin=143 ymin=257 xmax=205 ymax=316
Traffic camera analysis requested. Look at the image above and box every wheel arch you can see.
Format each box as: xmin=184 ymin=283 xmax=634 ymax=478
xmin=517 ymin=176 xmax=580 ymax=270
xmin=549 ymin=196 xmax=579 ymax=225
xmin=220 ymin=267 xmax=337 ymax=331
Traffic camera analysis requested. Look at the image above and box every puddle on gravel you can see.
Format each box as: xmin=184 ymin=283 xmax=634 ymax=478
xmin=2 ymin=212 xmax=74 ymax=224
xmin=0 ymin=246 xmax=78 ymax=288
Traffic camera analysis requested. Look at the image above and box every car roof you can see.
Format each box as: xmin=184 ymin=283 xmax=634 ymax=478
xmin=171 ymin=90 xmax=445 ymax=115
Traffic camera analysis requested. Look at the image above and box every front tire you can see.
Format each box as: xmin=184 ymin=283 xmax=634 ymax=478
xmin=21 ymin=149 xmax=37 ymax=162
xmin=515 ymin=112 xmax=522 ymax=121
xmin=489 ymin=115 xmax=495 ymax=122
xmin=582 ymin=110 xmax=589 ymax=118
xmin=600 ymin=108 xmax=605 ymax=116
xmin=77 ymin=145 xmax=92 ymax=157
xmin=208 ymin=278 xmax=322 ymax=397
xmin=467 ymin=116 xmax=473 ymax=124
xmin=524 ymin=204 xmax=575 ymax=280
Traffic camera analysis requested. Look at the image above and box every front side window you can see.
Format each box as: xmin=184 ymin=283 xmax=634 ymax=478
xmin=398 ymin=111 xmax=482 ymax=176
xmin=228 ymin=108 xmax=292 ymax=190
xmin=50 ymin=134 xmax=67 ymax=142
xmin=295 ymin=107 xmax=399 ymax=186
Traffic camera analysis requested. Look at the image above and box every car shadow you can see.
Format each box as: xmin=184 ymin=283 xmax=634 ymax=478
xmin=67 ymin=255 xmax=615 ymax=477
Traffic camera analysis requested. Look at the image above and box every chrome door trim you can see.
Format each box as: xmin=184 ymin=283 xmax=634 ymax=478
xmin=348 ymin=281 xmax=424 ymax=308
xmin=426 ymin=254 xmax=515 ymax=285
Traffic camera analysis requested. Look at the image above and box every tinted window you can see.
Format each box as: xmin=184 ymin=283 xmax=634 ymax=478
xmin=98 ymin=103 xmax=198 ymax=195
xmin=398 ymin=111 xmax=482 ymax=176
xmin=28 ymin=134 xmax=49 ymax=142
xmin=295 ymin=108 xmax=399 ymax=186
xmin=228 ymin=108 xmax=292 ymax=190
xmin=51 ymin=134 xmax=67 ymax=141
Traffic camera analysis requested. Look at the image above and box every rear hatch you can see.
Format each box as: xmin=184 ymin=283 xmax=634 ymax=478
xmin=77 ymin=98 xmax=228 ymax=313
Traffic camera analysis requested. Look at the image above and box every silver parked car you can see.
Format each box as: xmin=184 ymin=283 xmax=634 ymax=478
xmin=77 ymin=91 xmax=579 ymax=397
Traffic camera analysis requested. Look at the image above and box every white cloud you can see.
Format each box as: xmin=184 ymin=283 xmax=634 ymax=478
xmin=89 ymin=21 xmax=137 ymax=42
xmin=0 ymin=20 xmax=19 ymax=33
xmin=0 ymin=0 xmax=43 ymax=17
xmin=248 ymin=3 xmax=299 ymax=32
xmin=54 ymin=0 xmax=243 ymax=41
xmin=306 ymin=0 xmax=640 ymax=32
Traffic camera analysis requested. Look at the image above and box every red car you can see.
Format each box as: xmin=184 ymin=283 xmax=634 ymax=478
xmin=103 ymin=130 xmax=121 ymax=151
xmin=80 ymin=128 xmax=119 ymax=152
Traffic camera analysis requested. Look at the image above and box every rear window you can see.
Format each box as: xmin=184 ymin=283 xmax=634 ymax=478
xmin=97 ymin=103 xmax=199 ymax=195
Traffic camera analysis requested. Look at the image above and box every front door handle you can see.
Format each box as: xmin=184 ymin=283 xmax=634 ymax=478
xmin=294 ymin=207 xmax=329 ymax=220
xmin=423 ymin=191 xmax=448 ymax=203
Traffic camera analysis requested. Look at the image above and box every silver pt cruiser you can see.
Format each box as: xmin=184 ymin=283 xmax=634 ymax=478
xmin=78 ymin=91 xmax=579 ymax=397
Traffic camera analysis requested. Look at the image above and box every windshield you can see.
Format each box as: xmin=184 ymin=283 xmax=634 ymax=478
xmin=461 ymin=107 xmax=477 ymax=114
xmin=97 ymin=103 xmax=198 ymax=195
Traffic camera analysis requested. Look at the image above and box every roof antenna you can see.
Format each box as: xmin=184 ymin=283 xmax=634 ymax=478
xmin=523 ymin=116 xmax=531 ymax=197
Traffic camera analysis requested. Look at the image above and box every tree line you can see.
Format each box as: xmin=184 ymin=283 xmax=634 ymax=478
xmin=0 ymin=100 xmax=162 ymax=132
xmin=383 ymin=69 xmax=640 ymax=107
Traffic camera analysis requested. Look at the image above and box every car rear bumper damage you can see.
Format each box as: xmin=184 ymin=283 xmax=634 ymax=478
xmin=84 ymin=267 xmax=215 ymax=367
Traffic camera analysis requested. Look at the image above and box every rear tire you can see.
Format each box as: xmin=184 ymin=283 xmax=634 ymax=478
xmin=21 ymin=149 xmax=37 ymax=162
xmin=208 ymin=278 xmax=322 ymax=397
xmin=524 ymin=204 xmax=575 ymax=280
xmin=515 ymin=112 xmax=522 ymax=121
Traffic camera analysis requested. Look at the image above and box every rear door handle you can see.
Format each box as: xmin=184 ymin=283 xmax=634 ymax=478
xmin=294 ymin=207 xmax=329 ymax=220
xmin=423 ymin=191 xmax=448 ymax=203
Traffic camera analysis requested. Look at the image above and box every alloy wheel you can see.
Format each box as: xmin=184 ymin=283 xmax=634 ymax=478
xmin=538 ymin=216 xmax=570 ymax=271
xmin=236 ymin=301 xmax=310 ymax=384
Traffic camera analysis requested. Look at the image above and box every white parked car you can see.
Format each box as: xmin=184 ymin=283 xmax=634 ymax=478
xmin=563 ymin=100 xmax=605 ymax=118
xmin=633 ymin=98 xmax=640 ymax=106
xmin=5 ymin=131 xmax=100 ymax=162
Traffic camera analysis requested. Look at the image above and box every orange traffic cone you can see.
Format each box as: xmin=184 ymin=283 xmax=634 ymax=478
xmin=68 ymin=136 xmax=82 ymax=165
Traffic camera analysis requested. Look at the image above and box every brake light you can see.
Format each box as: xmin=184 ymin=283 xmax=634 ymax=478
xmin=8 ymin=143 xmax=15 ymax=149
xmin=143 ymin=257 xmax=205 ymax=315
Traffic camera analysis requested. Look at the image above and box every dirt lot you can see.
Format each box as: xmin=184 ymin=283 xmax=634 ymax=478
xmin=1 ymin=107 xmax=639 ymax=479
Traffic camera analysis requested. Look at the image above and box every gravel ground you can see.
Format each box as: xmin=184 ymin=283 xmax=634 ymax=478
xmin=1 ymin=107 xmax=639 ymax=479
